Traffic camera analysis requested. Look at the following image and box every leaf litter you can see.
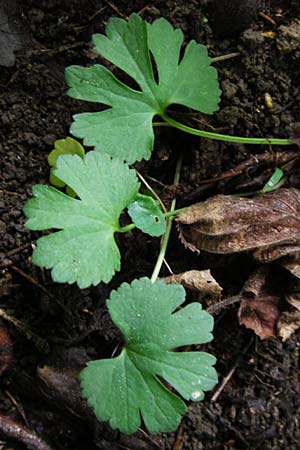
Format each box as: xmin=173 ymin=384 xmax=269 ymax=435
xmin=177 ymin=188 xmax=300 ymax=340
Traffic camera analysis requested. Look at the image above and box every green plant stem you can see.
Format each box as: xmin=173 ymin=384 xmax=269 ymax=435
xmin=118 ymin=223 xmax=136 ymax=233
xmin=161 ymin=113 xmax=291 ymax=146
xmin=150 ymin=155 xmax=183 ymax=283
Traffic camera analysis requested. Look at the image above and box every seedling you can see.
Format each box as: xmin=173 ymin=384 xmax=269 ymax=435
xmin=24 ymin=13 xmax=294 ymax=437
xmin=81 ymin=278 xmax=217 ymax=434
xmin=66 ymin=13 xmax=291 ymax=165
xmin=24 ymin=152 xmax=172 ymax=288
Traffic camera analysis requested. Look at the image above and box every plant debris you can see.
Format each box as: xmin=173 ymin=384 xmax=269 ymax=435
xmin=177 ymin=189 xmax=300 ymax=262
xmin=163 ymin=269 xmax=222 ymax=304
xmin=238 ymin=267 xmax=281 ymax=340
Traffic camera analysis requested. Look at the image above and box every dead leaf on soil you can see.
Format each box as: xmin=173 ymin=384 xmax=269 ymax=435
xmin=163 ymin=269 xmax=222 ymax=304
xmin=177 ymin=188 xmax=300 ymax=262
xmin=277 ymin=309 xmax=300 ymax=341
xmin=238 ymin=267 xmax=281 ymax=339
xmin=277 ymin=287 xmax=300 ymax=340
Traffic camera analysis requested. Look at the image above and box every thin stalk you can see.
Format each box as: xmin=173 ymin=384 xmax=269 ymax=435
xmin=150 ymin=155 xmax=183 ymax=283
xmin=117 ymin=223 xmax=136 ymax=233
xmin=135 ymin=169 xmax=167 ymax=213
xmin=161 ymin=113 xmax=291 ymax=146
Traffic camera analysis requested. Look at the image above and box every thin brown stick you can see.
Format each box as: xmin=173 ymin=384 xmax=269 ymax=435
xmin=172 ymin=419 xmax=184 ymax=450
xmin=211 ymin=52 xmax=240 ymax=63
xmin=135 ymin=169 xmax=167 ymax=213
xmin=0 ymin=308 xmax=50 ymax=354
xmin=207 ymin=294 xmax=241 ymax=315
xmin=103 ymin=0 xmax=126 ymax=18
xmin=0 ymin=414 xmax=54 ymax=450
xmin=10 ymin=265 xmax=70 ymax=315
xmin=5 ymin=243 xmax=31 ymax=258
xmin=211 ymin=339 xmax=253 ymax=402
xmin=259 ymin=11 xmax=276 ymax=26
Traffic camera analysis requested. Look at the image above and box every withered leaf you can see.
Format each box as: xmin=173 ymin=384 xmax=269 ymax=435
xmin=277 ymin=283 xmax=300 ymax=340
xmin=177 ymin=189 xmax=300 ymax=261
xmin=277 ymin=310 xmax=300 ymax=341
xmin=238 ymin=267 xmax=281 ymax=339
xmin=163 ymin=270 xmax=222 ymax=304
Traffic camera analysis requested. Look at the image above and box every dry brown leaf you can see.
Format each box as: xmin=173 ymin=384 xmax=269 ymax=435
xmin=177 ymin=189 xmax=300 ymax=261
xmin=163 ymin=270 xmax=222 ymax=304
xmin=238 ymin=267 xmax=281 ymax=339
xmin=277 ymin=310 xmax=300 ymax=341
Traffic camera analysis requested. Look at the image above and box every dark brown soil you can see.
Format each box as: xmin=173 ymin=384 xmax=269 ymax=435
xmin=1 ymin=1 xmax=300 ymax=449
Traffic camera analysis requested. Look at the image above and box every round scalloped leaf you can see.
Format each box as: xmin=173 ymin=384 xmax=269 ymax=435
xmin=23 ymin=152 xmax=139 ymax=288
xmin=65 ymin=14 xmax=220 ymax=164
xmin=80 ymin=277 xmax=217 ymax=434
xmin=128 ymin=193 xmax=166 ymax=236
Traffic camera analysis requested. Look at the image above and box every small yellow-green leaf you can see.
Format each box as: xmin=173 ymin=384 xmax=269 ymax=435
xmin=48 ymin=136 xmax=85 ymax=167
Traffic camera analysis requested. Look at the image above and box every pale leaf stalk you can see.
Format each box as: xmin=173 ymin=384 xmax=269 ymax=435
xmin=161 ymin=113 xmax=291 ymax=146
xmin=151 ymin=154 xmax=183 ymax=283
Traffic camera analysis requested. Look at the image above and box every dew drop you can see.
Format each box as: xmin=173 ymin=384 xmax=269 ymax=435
xmin=191 ymin=391 xmax=201 ymax=400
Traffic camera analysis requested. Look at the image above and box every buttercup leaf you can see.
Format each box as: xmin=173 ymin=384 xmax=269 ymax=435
xmin=128 ymin=193 xmax=166 ymax=236
xmin=80 ymin=277 xmax=217 ymax=434
xmin=23 ymin=152 xmax=139 ymax=288
xmin=65 ymin=14 xmax=220 ymax=163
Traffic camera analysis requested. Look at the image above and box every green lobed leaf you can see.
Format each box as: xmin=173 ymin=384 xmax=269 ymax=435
xmin=65 ymin=14 xmax=221 ymax=164
xmin=23 ymin=152 xmax=139 ymax=288
xmin=128 ymin=193 xmax=166 ymax=236
xmin=80 ymin=277 xmax=217 ymax=434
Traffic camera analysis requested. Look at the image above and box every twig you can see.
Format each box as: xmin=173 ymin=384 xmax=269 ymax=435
xmin=135 ymin=169 xmax=167 ymax=213
xmin=5 ymin=391 xmax=30 ymax=428
xmin=207 ymin=294 xmax=241 ymax=316
xmin=0 ymin=189 xmax=21 ymax=196
xmin=172 ymin=420 xmax=184 ymax=450
xmin=103 ymin=0 xmax=126 ymax=18
xmin=0 ymin=413 xmax=54 ymax=450
xmin=211 ymin=338 xmax=253 ymax=402
xmin=88 ymin=6 xmax=107 ymax=21
xmin=211 ymin=364 xmax=238 ymax=402
xmin=0 ymin=308 xmax=50 ymax=354
xmin=138 ymin=428 xmax=162 ymax=449
xmin=211 ymin=52 xmax=240 ymax=63
xmin=259 ymin=11 xmax=276 ymax=26
xmin=10 ymin=265 xmax=70 ymax=315
xmin=5 ymin=243 xmax=31 ymax=259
